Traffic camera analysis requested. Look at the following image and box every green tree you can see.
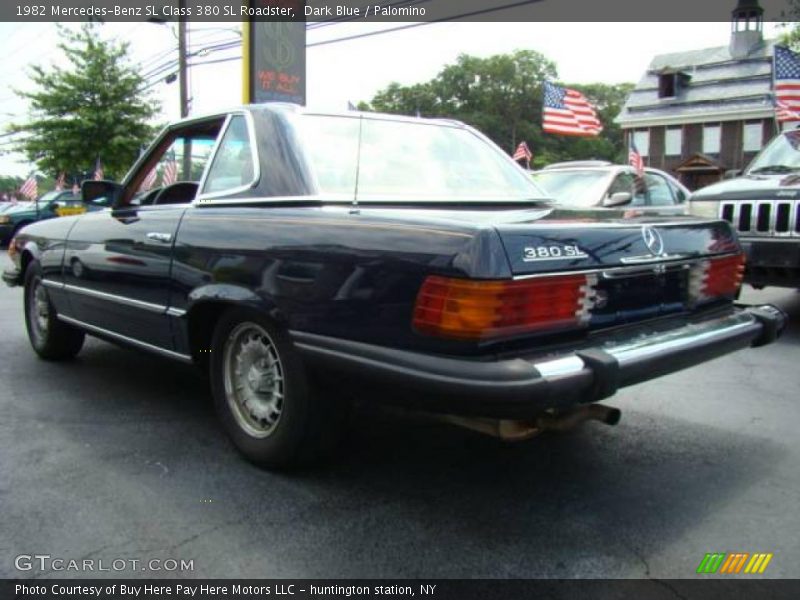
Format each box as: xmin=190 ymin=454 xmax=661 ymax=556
xmin=779 ymin=2 xmax=800 ymax=49
xmin=9 ymin=24 xmax=159 ymax=182
xmin=0 ymin=175 xmax=24 ymax=195
xmin=361 ymin=51 xmax=633 ymax=166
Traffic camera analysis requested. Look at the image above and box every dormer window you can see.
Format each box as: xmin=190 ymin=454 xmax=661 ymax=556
xmin=657 ymin=71 xmax=691 ymax=99
xmin=659 ymin=74 xmax=676 ymax=98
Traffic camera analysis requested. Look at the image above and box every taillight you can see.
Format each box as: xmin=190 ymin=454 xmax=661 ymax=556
xmin=413 ymin=274 xmax=597 ymax=340
xmin=689 ymin=253 xmax=745 ymax=302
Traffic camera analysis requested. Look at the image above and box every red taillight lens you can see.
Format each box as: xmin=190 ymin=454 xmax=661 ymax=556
xmin=690 ymin=253 xmax=746 ymax=302
xmin=413 ymin=274 xmax=596 ymax=340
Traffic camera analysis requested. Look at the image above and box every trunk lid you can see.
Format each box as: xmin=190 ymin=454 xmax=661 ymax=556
xmin=491 ymin=208 xmax=741 ymax=328
xmin=494 ymin=209 xmax=737 ymax=276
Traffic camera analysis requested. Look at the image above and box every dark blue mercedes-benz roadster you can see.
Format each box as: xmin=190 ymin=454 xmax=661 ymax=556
xmin=3 ymin=104 xmax=786 ymax=467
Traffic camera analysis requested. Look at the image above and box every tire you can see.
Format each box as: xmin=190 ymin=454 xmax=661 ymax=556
xmin=209 ymin=308 xmax=348 ymax=468
xmin=24 ymin=263 xmax=85 ymax=360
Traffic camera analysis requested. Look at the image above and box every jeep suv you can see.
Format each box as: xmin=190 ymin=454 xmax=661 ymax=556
xmin=689 ymin=130 xmax=800 ymax=289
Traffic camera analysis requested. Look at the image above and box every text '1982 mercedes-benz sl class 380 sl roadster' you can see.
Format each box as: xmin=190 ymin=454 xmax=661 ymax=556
xmin=2 ymin=104 xmax=787 ymax=468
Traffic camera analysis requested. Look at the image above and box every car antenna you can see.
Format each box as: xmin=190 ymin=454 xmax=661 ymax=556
xmin=351 ymin=116 xmax=364 ymax=215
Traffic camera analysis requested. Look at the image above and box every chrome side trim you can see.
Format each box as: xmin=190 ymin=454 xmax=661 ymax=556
xmin=57 ymin=283 xmax=187 ymax=317
xmin=63 ymin=283 xmax=166 ymax=314
xmin=42 ymin=278 xmax=65 ymax=290
xmin=57 ymin=314 xmax=193 ymax=364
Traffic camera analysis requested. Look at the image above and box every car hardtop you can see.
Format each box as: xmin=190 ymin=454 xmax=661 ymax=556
xmin=157 ymin=103 xmax=475 ymax=140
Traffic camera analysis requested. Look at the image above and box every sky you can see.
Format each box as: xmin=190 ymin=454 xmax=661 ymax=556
xmin=0 ymin=19 xmax=786 ymax=177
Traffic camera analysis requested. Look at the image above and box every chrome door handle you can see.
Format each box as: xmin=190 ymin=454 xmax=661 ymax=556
xmin=146 ymin=232 xmax=173 ymax=243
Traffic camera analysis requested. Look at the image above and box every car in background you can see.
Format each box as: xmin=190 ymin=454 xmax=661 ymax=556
xmin=531 ymin=161 xmax=689 ymax=214
xmin=0 ymin=190 xmax=86 ymax=245
xmin=689 ymin=129 xmax=800 ymax=289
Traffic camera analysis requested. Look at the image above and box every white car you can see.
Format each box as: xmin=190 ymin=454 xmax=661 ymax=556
xmin=531 ymin=161 xmax=690 ymax=215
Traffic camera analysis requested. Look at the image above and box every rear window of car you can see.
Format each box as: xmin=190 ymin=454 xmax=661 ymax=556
xmin=531 ymin=170 xmax=611 ymax=207
xmin=294 ymin=114 xmax=547 ymax=202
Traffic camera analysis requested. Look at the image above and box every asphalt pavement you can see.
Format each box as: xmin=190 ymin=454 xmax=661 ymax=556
xmin=1 ymin=253 xmax=799 ymax=579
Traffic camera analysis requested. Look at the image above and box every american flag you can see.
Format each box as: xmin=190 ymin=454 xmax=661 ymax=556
xmin=774 ymin=97 xmax=800 ymax=122
xmin=629 ymin=139 xmax=645 ymax=177
xmin=774 ymin=45 xmax=800 ymax=122
xmin=19 ymin=174 xmax=38 ymax=200
xmin=55 ymin=172 xmax=65 ymax=191
xmin=161 ymin=153 xmax=179 ymax=186
xmin=542 ymin=81 xmax=603 ymax=137
xmin=512 ymin=141 xmax=533 ymax=163
xmin=93 ymin=159 xmax=104 ymax=181
xmin=141 ymin=167 xmax=158 ymax=191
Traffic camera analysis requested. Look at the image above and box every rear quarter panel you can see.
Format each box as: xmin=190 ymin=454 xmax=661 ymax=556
xmin=170 ymin=205 xmax=509 ymax=354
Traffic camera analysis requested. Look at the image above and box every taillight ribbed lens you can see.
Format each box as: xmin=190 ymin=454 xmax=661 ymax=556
xmin=413 ymin=274 xmax=596 ymax=340
xmin=689 ymin=253 xmax=746 ymax=302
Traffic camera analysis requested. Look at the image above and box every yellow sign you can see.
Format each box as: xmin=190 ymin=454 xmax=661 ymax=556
xmin=55 ymin=206 xmax=87 ymax=217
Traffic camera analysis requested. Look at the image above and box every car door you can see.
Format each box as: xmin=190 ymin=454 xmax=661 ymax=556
xmin=61 ymin=116 xmax=226 ymax=350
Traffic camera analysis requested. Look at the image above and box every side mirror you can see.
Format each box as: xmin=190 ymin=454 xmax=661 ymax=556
xmin=82 ymin=180 xmax=121 ymax=207
xmin=603 ymin=191 xmax=632 ymax=207
xmin=723 ymin=169 xmax=742 ymax=180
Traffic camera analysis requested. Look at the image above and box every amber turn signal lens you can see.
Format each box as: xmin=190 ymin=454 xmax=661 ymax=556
xmin=7 ymin=237 xmax=18 ymax=260
xmin=413 ymin=274 xmax=596 ymax=340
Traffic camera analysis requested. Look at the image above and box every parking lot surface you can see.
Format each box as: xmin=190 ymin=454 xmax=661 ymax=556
xmin=1 ymin=254 xmax=799 ymax=579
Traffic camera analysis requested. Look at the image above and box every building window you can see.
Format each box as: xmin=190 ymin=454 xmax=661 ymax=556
xmin=665 ymin=128 xmax=682 ymax=156
xmin=743 ymin=122 xmax=762 ymax=152
xmin=658 ymin=74 xmax=676 ymax=98
xmin=633 ymin=129 xmax=650 ymax=157
xmin=702 ymin=124 xmax=721 ymax=155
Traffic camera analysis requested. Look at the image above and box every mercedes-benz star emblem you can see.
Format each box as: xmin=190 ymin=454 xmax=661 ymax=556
xmin=641 ymin=225 xmax=664 ymax=256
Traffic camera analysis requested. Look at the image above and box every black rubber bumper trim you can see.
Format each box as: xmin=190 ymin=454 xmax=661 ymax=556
xmin=575 ymin=348 xmax=620 ymax=402
xmin=743 ymin=304 xmax=787 ymax=347
xmin=2 ymin=268 xmax=21 ymax=287
xmin=290 ymin=307 xmax=778 ymax=418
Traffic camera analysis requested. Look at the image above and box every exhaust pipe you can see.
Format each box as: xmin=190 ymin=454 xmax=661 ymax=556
xmin=536 ymin=403 xmax=621 ymax=432
xmin=439 ymin=404 xmax=621 ymax=441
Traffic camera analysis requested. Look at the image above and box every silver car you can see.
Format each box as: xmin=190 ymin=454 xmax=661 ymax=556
xmin=531 ymin=161 xmax=690 ymax=215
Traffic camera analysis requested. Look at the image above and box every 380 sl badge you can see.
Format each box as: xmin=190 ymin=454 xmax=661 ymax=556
xmin=523 ymin=244 xmax=588 ymax=262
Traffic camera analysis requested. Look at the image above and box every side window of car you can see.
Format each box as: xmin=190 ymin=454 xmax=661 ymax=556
xmin=668 ymin=179 xmax=687 ymax=203
xmin=609 ymin=173 xmax=644 ymax=206
xmin=644 ymin=173 xmax=676 ymax=206
xmin=122 ymin=117 xmax=226 ymax=208
xmin=135 ymin=136 xmax=216 ymax=200
xmin=201 ymin=115 xmax=256 ymax=196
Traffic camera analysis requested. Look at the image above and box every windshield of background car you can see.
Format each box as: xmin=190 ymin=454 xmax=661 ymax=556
xmin=296 ymin=115 xmax=547 ymax=201
xmin=746 ymin=131 xmax=800 ymax=173
xmin=530 ymin=170 xmax=611 ymax=207
xmin=38 ymin=191 xmax=61 ymax=203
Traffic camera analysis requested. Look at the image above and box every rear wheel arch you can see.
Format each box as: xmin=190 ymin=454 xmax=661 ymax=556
xmin=185 ymin=297 xmax=284 ymax=368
